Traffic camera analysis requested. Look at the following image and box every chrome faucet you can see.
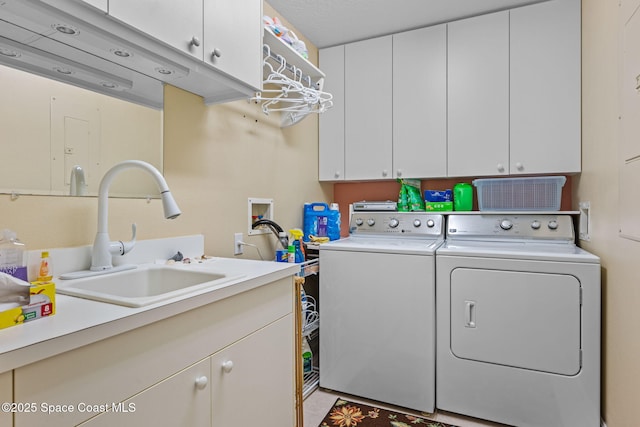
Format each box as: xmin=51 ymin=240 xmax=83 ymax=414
xmin=60 ymin=160 xmax=181 ymax=279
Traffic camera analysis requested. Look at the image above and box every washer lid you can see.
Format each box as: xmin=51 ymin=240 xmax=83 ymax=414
xmin=319 ymin=236 xmax=442 ymax=255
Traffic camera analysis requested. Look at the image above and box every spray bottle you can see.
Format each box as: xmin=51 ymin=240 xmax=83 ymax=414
xmin=289 ymin=229 xmax=305 ymax=263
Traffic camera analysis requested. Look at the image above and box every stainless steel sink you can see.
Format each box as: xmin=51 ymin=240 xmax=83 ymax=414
xmin=57 ymin=265 xmax=242 ymax=307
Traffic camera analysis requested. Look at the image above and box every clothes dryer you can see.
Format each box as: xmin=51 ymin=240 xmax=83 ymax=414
xmin=436 ymin=214 xmax=600 ymax=427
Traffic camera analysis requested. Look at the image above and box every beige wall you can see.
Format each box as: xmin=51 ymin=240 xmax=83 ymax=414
xmin=579 ymin=0 xmax=640 ymax=425
xmin=0 ymin=4 xmax=331 ymax=261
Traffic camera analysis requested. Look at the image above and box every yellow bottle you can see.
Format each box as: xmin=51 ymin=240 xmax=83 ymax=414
xmin=37 ymin=251 xmax=53 ymax=282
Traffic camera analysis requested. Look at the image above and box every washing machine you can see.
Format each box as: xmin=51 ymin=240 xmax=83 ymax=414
xmin=436 ymin=214 xmax=600 ymax=427
xmin=319 ymin=211 xmax=444 ymax=413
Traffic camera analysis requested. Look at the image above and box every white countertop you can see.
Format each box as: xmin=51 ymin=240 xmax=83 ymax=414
xmin=0 ymin=257 xmax=298 ymax=372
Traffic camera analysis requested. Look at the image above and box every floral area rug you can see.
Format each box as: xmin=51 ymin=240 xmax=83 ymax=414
xmin=318 ymin=398 xmax=459 ymax=427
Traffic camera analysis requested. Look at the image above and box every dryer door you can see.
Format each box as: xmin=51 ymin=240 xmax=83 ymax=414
xmin=450 ymin=268 xmax=581 ymax=375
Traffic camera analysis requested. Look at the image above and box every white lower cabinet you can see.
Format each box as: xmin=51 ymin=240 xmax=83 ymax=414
xmin=13 ymin=277 xmax=296 ymax=427
xmin=0 ymin=371 xmax=11 ymax=427
xmin=211 ymin=315 xmax=294 ymax=426
xmin=79 ymin=315 xmax=294 ymax=427
xmin=79 ymin=358 xmax=211 ymax=427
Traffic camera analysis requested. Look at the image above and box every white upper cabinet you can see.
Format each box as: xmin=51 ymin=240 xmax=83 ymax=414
xmin=203 ymin=0 xmax=262 ymax=90
xmin=81 ymin=0 xmax=107 ymax=12
xmin=447 ymin=11 xmax=510 ymax=177
xmin=393 ymin=24 xmax=447 ymax=179
xmin=108 ymin=0 xmax=204 ymax=60
xmin=319 ymin=45 xmax=345 ymax=181
xmin=510 ymin=0 xmax=581 ymax=174
xmin=0 ymin=0 xmax=261 ymax=106
xmin=318 ymin=0 xmax=581 ymax=181
xmin=344 ymin=35 xmax=393 ymax=180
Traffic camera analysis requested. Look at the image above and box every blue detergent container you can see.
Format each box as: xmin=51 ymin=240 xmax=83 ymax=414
xmin=303 ymin=203 xmax=340 ymax=242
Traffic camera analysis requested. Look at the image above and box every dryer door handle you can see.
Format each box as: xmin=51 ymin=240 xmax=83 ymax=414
xmin=465 ymin=301 xmax=476 ymax=328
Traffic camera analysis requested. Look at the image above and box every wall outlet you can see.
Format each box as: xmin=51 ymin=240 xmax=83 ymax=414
xmin=234 ymin=233 xmax=243 ymax=255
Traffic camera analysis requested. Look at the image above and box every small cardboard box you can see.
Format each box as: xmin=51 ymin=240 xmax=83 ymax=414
xmin=0 ymin=306 xmax=24 ymax=330
xmin=424 ymin=201 xmax=453 ymax=211
xmin=0 ymin=281 xmax=56 ymax=330
xmin=24 ymin=281 xmax=56 ymax=322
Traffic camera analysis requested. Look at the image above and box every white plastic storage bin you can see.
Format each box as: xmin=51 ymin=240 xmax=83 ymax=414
xmin=473 ymin=176 xmax=566 ymax=211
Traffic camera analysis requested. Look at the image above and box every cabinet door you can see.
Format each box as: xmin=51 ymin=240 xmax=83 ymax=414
xmin=344 ymin=36 xmax=393 ymax=180
xmin=448 ymin=12 xmax=509 ymax=177
xmin=211 ymin=314 xmax=295 ymax=427
xmin=393 ymin=25 xmax=447 ymax=179
xmin=0 ymin=371 xmax=11 ymax=427
xmin=319 ymin=45 xmax=345 ymax=181
xmin=510 ymin=0 xmax=581 ymax=174
xmin=78 ymin=359 xmax=211 ymax=427
xmin=108 ymin=0 xmax=203 ymax=59
xmin=80 ymin=0 xmax=107 ymax=12
xmin=203 ymin=0 xmax=262 ymax=90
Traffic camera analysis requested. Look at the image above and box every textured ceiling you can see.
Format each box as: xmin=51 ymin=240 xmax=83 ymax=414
xmin=267 ymin=0 xmax=548 ymax=48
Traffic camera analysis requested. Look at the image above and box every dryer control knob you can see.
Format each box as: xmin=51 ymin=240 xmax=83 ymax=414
xmin=367 ymin=218 xmax=376 ymax=226
xmin=426 ymin=219 xmax=435 ymax=228
xmin=413 ymin=219 xmax=422 ymax=228
xmin=355 ymin=218 xmax=364 ymax=226
xmin=500 ymin=219 xmax=513 ymax=230
xmin=389 ymin=218 xmax=400 ymax=228
xmin=531 ymin=220 xmax=541 ymax=230
xmin=548 ymin=220 xmax=558 ymax=230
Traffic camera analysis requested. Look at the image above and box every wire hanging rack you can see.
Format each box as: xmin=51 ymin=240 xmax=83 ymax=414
xmin=249 ymin=44 xmax=333 ymax=127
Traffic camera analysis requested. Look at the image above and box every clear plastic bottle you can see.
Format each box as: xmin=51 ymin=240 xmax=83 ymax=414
xmin=0 ymin=229 xmax=27 ymax=281
xmin=37 ymin=251 xmax=53 ymax=282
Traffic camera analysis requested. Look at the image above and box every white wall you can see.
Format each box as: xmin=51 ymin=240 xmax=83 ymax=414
xmin=578 ymin=0 xmax=640 ymax=425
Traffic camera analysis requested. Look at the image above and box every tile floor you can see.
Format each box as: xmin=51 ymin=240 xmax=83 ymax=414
xmin=304 ymin=388 xmax=510 ymax=427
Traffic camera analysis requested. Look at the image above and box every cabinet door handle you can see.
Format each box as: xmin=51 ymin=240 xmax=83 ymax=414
xmin=190 ymin=36 xmax=201 ymax=47
xmin=195 ymin=376 xmax=208 ymax=390
xmin=222 ymin=360 xmax=234 ymax=373
xmin=497 ymin=163 xmax=505 ymax=173
xmin=212 ymin=48 xmax=222 ymax=59
xmin=516 ymin=162 xmax=524 ymax=171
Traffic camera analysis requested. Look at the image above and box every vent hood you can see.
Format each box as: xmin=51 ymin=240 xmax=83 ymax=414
xmin=0 ymin=0 xmax=255 ymax=108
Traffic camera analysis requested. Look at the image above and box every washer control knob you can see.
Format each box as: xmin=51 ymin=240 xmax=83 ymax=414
xmin=413 ymin=219 xmax=422 ymax=228
xmin=426 ymin=219 xmax=435 ymax=228
xmin=500 ymin=219 xmax=513 ymax=230
xmin=389 ymin=218 xmax=400 ymax=228
xmin=531 ymin=220 xmax=541 ymax=230
xmin=548 ymin=220 xmax=559 ymax=230
xmin=355 ymin=218 xmax=364 ymax=226
xmin=367 ymin=218 xmax=376 ymax=226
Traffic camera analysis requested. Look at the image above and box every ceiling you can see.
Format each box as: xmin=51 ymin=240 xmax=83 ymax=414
xmin=267 ymin=0 xmax=548 ymax=49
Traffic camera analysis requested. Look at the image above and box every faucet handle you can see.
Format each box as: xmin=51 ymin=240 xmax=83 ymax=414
xmin=110 ymin=223 xmax=137 ymax=256
xmin=121 ymin=223 xmax=137 ymax=255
